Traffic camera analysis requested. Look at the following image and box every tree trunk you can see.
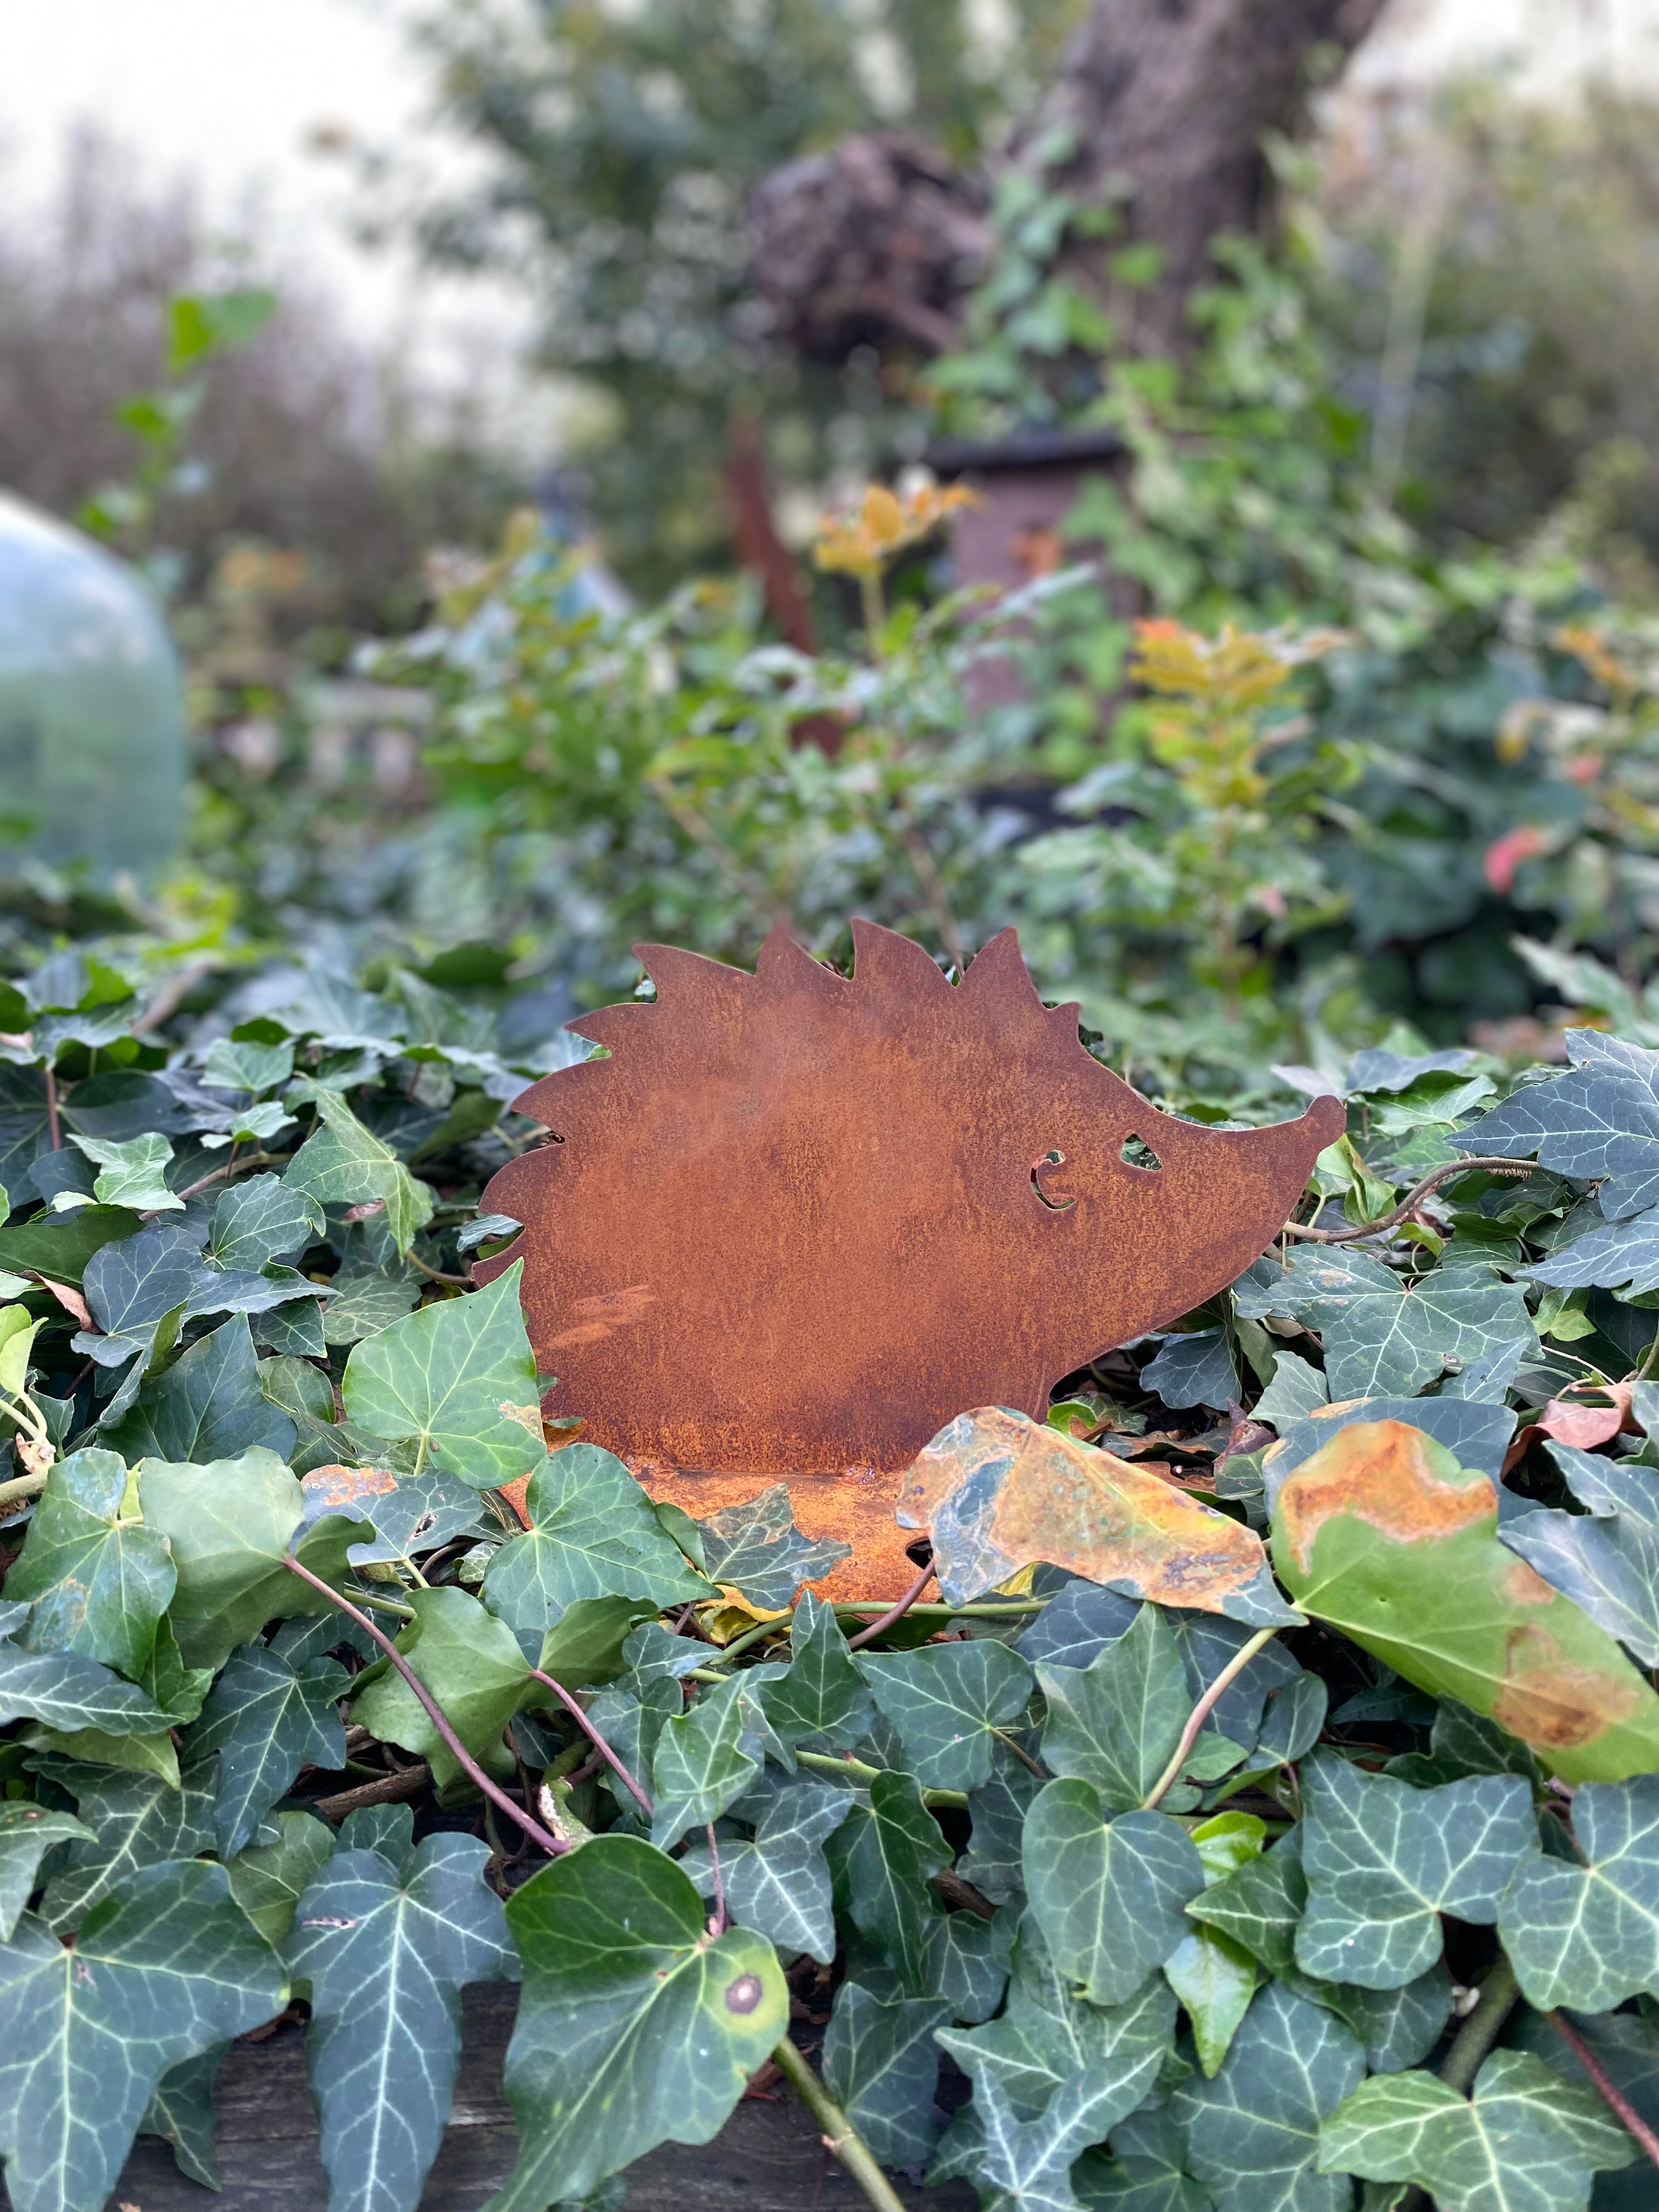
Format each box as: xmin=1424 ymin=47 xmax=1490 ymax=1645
xmin=1013 ymin=0 xmax=1391 ymax=352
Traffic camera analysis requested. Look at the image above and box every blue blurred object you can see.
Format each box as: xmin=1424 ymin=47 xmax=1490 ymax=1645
xmin=0 ymin=491 xmax=185 ymax=874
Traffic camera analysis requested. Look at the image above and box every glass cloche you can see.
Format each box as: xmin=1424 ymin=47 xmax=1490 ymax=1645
xmin=0 ymin=492 xmax=184 ymax=874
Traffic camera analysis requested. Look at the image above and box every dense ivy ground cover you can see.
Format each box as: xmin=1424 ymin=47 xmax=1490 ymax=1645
xmin=7 ymin=940 xmax=1659 ymax=2210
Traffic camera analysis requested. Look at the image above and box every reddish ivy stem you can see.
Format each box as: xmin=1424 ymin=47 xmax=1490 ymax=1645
xmin=1142 ymin=1628 xmax=1280 ymax=1812
xmin=845 ymin=1565 xmax=936 ymax=1651
xmin=1282 ymin=1156 xmax=1535 ymax=1244
xmin=528 ymin=1666 xmax=654 ymax=1814
xmin=1549 ymin=2009 xmax=1659 ymax=2170
xmin=282 ymin=1555 xmax=569 ymax=1857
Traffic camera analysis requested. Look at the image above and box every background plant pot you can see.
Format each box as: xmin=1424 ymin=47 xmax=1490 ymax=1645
xmin=0 ymin=1989 xmax=975 ymax=2212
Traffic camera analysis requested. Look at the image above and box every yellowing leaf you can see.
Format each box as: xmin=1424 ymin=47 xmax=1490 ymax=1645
xmin=896 ymin=1407 xmax=1299 ymax=1625
xmin=1271 ymin=1418 xmax=1659 ymax=1783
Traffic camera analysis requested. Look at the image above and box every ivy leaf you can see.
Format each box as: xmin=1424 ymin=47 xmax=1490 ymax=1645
xmin=1294 ymin=1755 xmax=1535 ymax=1990
xmin=1326 ymin=1969 xmax=1454 ymax=2077
xmin=208 ymin=1173 xmax=324 ymax=1270
xmin=759 ymin=1591 xmax=877 ymax=1751
xmin=535 ymin=1594 xmax=659 ymax=1689
xmin=1073 ymin=2107 xmax=1209 ymax=2212
xmin=1528 ymin=1210 xmax=1659 ymax=1296
xmin=1470 ymin=1036 xmax=1659 ymax=1213
xmin=284 ymin=1085 xmax=433 ymax=1256
xmin=1037 ymin=1605 xmax=1189 ymax=1812
xmin=490 ymin=1835 xmax=788 ymax=2209
xmin=322 ymin=1269 xmax=420 ymax=1346
xmin=4 ymin=1446 xmax=176 ymax=1677
xmin=481 ymin=1442 xmax=709 ymax=1634
xmin=224 ymin=1810 xmax=335 ymax=1949
xmin=105 ymin=1314 xmax=298 ymax=1466
xmin=1141 ymin=1329 xmax=1239 ymax=1410
xmin=201 ymin=1037 xmax=295 ymax=1096
xmin=137 ymin=1449 xmax=352 ymax=1670
xmin=823 ymin=1984 xmax=950 ymax=2166
xmin=0 ymin=1804 xmax=94 ymax=1941
xmin=921 ymin=1908 xmax=1014 ymax=2025
xmin=0 ymin=1204 xmax=142 ymax=1289
xmin=1239 ymin=1246 xmax=1533 ymax=1400
xmin=681 ymin=1776 xmax=853 ymax=1962
xmin=69 ymin=1130 xmax=180 ymax=1211
xmin=860 ymin=1639 xmax=1035 ymax=1794
xmin=350 ymin=1585 xmax=534 ymax=1787
xmin=1500 ymin=1442 xmax=1659 ymax=1666
xmin=1023 ymin=1780 xmax=1204 ymax=2009
xmin=696 ymin=1483 xmax=852 ymax=1609
xmin=138 ymin=2046 xmax=225 ymax=2190
xmin=651 ymin=1677 xmax=762 ymax=1850
xmin=1317 ymin=2049 xmax=1634 ymax=2212
xmin=939 ymin=1911 xmax=1175 ymax=2124
xmin=1255 ymin=1672 xmax=1328 ymax=1767
xmin=185 ymin=1643 xmax=349 ymax=1857
xmin=82 ymin=1224 xmax=204 ymax=1341
xmin=0 ymin=1860 xmax=286 ymax=2212
xmin=1016 ymin=1581 xmax=1141 ymax=1672
xmin=827 ymin=1770 xmax=950 ymax=1995
xmin=960 ymin=1766 xmax=1040 ymax=1909
xmin=1271 ymin=1419 xmax=1659 ymax=1783
xmin=1171 ymin=1980 xmax=1365 ymax=2212
xmin=341 ymin=1262 xmax=543 ymax=1487
xmin=1186 ymin=1828 xmax=1306 ymax=1979
xmin=1499 ymin=1774 xmax=1659 ymax=2012
xmin=1161 ymin=1923 xmax=1257 ymax=2081
xmin=344 ymin=1470 xmax=488 ymax=1569
xmin=286 ymin=1829 xmax=517 ymax=2212
xmin=1509 ymin=2005 xmax=1659 ymax=2210
xmin=943 ymin=2057 xmax=1159 ymax=2212
xmin=898 ymin=1407 xmax=1297 ymax=1626
xmin=33 ymin=1755 xmax=218 ymax=1932
xmin=0 ymin=1603 xmax=172 ymax=1739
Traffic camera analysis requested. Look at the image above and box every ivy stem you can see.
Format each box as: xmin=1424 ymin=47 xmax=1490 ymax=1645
xmin=1283 ymin=1156 xmax=1534 ymax=1244
xmin=847 ymin=1565 xmax=936 ymax=1650
xmin=1548 ymin=2009 xmax=1659 ymax=2169
xmin=795 ymin=1747 xmax=968 ymax=1810
xmin=527 ymin=1666 xmax=653 ymax=1814
xmin=43 ymin=1066 xmax=60 ymax=1152
xmin=770 ymin=2035 xmax=908 ymax=2212
xmin=1142 ymin=1628 xmax=1280 ymax=1812
xmin=281 ymin=1555 xmax=569 ymax=1858
xmin=0 ymin=1465 xmax=48 ymax=1513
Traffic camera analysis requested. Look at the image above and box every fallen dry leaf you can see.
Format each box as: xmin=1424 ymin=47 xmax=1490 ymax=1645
xmin=895 ymin=1404 xmax=1296 ymax=1622
xmin=29 ymin=1276 xmax=92 ymax=1329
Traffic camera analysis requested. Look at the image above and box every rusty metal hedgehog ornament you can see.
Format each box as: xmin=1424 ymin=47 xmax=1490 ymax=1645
xmin=478 ymin=919 xmax=1342 ymax=1594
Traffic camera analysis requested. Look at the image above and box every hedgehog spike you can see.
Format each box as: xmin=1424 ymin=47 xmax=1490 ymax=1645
xmin=566 ymin=1006 xmax=640 ymax=1051
xmin=961 ymin=928 xmax=1046 ymax=1015
xmin=849 ymin=917 xmax=951 ymax=996
xmin=1045 ymin=1001 xmax=1085 ymax=1039
xmin=635 ymin=943 xmax=751 ymax=1002
xmin=756 ymin=924 xmax=843 ymax=995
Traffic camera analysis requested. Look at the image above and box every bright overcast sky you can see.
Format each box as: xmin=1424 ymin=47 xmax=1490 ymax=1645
xmin=0 ymin=0 xmax=1652 ymax=436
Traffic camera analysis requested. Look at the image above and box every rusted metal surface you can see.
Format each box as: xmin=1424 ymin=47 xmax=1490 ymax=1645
xmin=481 ymin=919 xmax=1341 ymax=1595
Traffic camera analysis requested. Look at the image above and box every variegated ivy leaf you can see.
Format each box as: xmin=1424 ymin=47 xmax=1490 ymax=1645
xmin=860 ymin=1638 xmax=1035 ymax=1795
xmin=1499 ymin=1774 xmax=1659 ymax=2013
xmin=823 ymin=1984 xmax=950 ymax=2167
xmin=1294 ymin=1754 xmax=1536 ymax=1991
xmin=1022 ymin=1779 xmax=1204 ymax=2010
xmin=681 ymin=1775 xmax=853 ymax=1962
xmin=696 ymin=1483 xmax=851 ymax=1610
xmin=1317 ymin=2049 xmax=1634 ymax=2212
xmin=286 ymin=1822 xmax=517 ymax=2212
xmin=0 ymin=1860 xmax=286 ymax=2212
xmin=1172 ymin=1979 xmax=1365 ymax=2212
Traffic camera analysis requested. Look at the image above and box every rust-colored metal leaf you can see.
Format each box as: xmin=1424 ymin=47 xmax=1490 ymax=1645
xmin=896 ymin=1404 xmax=1295 ymax=1618
xmin=481 ymin=919 xmax=1340 ymax=1595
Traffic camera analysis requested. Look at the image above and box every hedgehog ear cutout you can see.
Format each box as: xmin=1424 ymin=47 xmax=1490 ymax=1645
xmin=755 ymin=924 xmax=843 ymax=995
xmin=635 ymin=943 xmax=751 ymax=1005
xmin=849 ymin=917 xmax=952 ymax=998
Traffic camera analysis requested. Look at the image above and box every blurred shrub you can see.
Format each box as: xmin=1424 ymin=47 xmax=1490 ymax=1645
xmin=0 ymin=131 xmax=518 ymax=641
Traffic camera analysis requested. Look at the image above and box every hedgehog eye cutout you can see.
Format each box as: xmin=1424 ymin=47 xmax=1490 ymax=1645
xmin=1120 ymin=1133 xmax=1164 ymax=1172
xmin=1031 ymin=1149 xmax=1076 ymax=1211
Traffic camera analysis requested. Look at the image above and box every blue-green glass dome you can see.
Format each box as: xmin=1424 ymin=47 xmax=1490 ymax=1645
xmin=0 ymin=492 xmax=184 ymax=874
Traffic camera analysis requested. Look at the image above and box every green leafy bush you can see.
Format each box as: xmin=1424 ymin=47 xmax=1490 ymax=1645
xmin=1 ymin=930 xmax=1659 ymax=2208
